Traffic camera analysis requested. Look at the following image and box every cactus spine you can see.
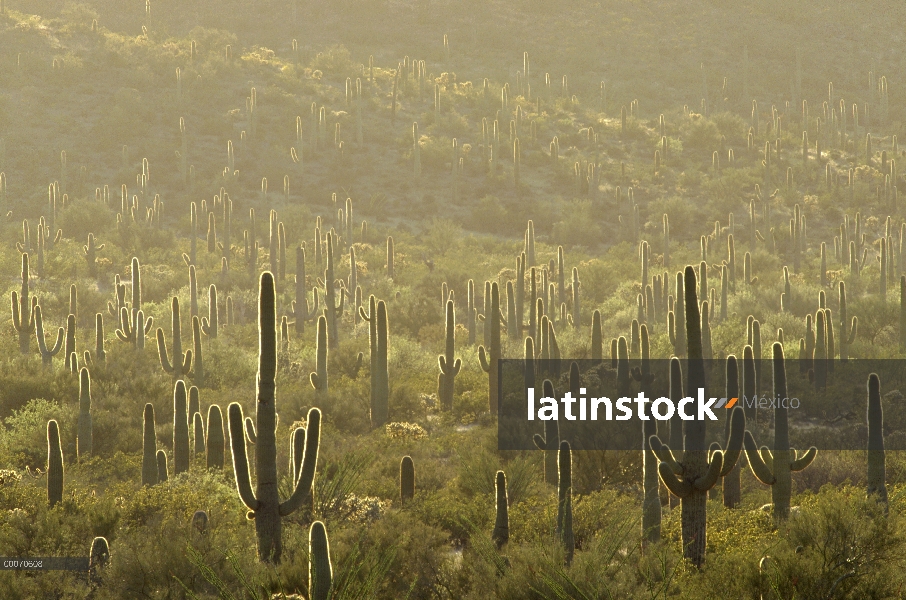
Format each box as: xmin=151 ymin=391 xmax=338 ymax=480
xmin=438 ymin=299 xmax=461 ymax=411
xmin=228 ymin=272 xmax=321 ymax=563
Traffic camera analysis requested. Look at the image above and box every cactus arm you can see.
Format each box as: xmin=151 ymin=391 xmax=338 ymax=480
xmin=532 ymin=433 xmax=548 ymax=450
xmin=744 ymin=430 xmax=776 ymax=485
xmin=760 ymin=446 xmax=774 ymax=471
xmin=358 ymin=305 xmax=371 ymax=321
xmin=245 ymin=417 xmax=257 ymax=444
xmin=694 ymin=450 xmax=723 ymax=490
xmin=657 ymin=462 xmax=692 ymax=498
xmin=648 ymin=435 xmax=683 ymax=475
xmin=790 ymin=447 xmax=817 ymax=471
xmin=310 ymin=373 xmax=321 ymax=389
xmin=115 ymin=307 xmax=132 ymax=342
xmin=478 ymin=345 xmax=490 ymax=372
xmin=157 ymin=328 xmax=175 ymax=372
xmin=143 ymin=316 xmax=154 ymax=335
xmin=848 ymin=317 xmax=858 ymax=344
xmin=279 ymin=408 xmax=321 ymax=516
xmin=719 ymin=406 xmax=746 ymax=477
xmin=227 ymin=403 xmax=258 ymax=511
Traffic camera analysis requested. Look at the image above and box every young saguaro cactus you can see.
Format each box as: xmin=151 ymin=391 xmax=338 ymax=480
xmin=478 ymin=282 xmax=503 ymax=413
xmin=156 ymin=297 xmax=192 ymax=380
xmin=437 ymin=299 xmax=461 ymax=411
xmin=116 ymin=257 xmax=153 ymax=348
xmin=77 ymin=368 xmax=92 ymax=459
xmin=309 ymin=315 xmax=328 ymax=392
xmin=533 ymin=379 xmax=560 ymax=485
xmin=322 ymin=232 xmax=345 ymax=350
xmin=47 ymin=419 xmax=63 ymax=507
xmin=648 ymin=266 xmax=744 ymax=568
xmin=142 ymin=404 xmax=157 ymax=486
xmin=11 ymin=253 xmax=36 ymax=354
xmin=228 ymin=272 xmax=322 ymax=563
xmin=866 ymin=373 xmax=888 ymax=508
xmin=557 ymin=440 xmax=575 ymax=566
xmin=35 ymin=305 xmax=64 ymax=368
xmin=201 ymin=285 xmax=218 ymax=338
xmin=173 ymin=380 xmax=190 ymax=475
xmin=309 ymin=521 xmax=333 ymax=600
xmin=744 ymin=343 xmax=818 ymax=523
xmin=492 ymin=470 xmax=509 ymax=550
xmin=83 ymin=233 xmax=104 ymax=278
xmin=206 ymin=404 xmax=224 ymax=469
xmin=400 ymin=455 xmax=415 ymax=506
xmin=360 ymin=295 xmax=389 ymax=428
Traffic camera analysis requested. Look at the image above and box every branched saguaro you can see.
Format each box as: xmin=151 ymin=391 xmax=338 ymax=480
xmin=228 ymin=272 xmax=321 ymax=563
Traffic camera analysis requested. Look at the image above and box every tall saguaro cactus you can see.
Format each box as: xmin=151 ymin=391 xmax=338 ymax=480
xmin=437 ymin=299 xmax=461 ymax=411
xmin=557 ymin=440 xmax=574 ymax=566
xmin=478 ymin=282 xmax=502 ymax=413
xmin=142 ymin=404 xmax=157 ymax=486
xmin=492 ymin=470 xmax=509 ymax=549
xmin=47 ymin=419 xmax=63 ymax=507
xmin=11 ymin=253 xmax=36 ymax=354
xmin=116 ymin=257 xmax=153 ymax=348
xmin=228 ymin=272 xmax=321 ymax=563
xmin=649 ymin=266 xmax=744 ymax=568
xmin=744 ymin=343 xmax=818 ymax=523
xmin=77 ymin=368 xmax=92 ymax=459
xmin=866 ymin=373 xmax=888 ymax=508
xmin=157 ymin=297 xmax=192 ymax=380
xmin=173 ymin=381 xmax=190 ymax=475
xmin=206 ymin=404 xmax=224 ymax=469
xmin=360 ymin=295 xmax=389 ymax=428
xmin=35 ymin=305 xmax=64 ymax=368
xmin=309 ymin=315 xmax=328 ymax=392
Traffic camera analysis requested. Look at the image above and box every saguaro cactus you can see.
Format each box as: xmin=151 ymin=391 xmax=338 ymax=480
xmin=201 ymin=285 xmax=218 ymax=338
xmin=11 ymin=253 xmax=36 ymax=354
xmin=228 ymin=272 xmax=321 ymax=563
xmin=173 ymin=380 xmax=190 ymax=475
xmin=649 ymin=266 xmax=743 ymax=568
xmin=157 ymin=450 xmax=168 ymax=483
xmin=142 ymin=404 xmax=157 ymax=486
xmin=360 ymin=296 xmax=389 ymax=428
xmin=438 ymin=299 xmax=461 ymax=411
xmin=322 ymin=232 xmax=345 ymax=349
xmin=47 ymin=419 xmax=63 ymax=507
xmin=64 ymin=314 xmax=77 ymax=372
xmin=533 ymin=379 xmax=559 ymax=485
xmin=557 ymin=440 xmax=574 ymax=566
xmin=867 ymin=373 xmax=888 ymax=508
xmin=206 ymin=404 xmax=224 ymax=469
xmin=83 ymin=234 xmax=104 ymax=279
xmin=77 ymin=368 xmax=92 ymax=459
xmin=309 ymin=521 xmax=333 ymax=600
xmin=492 ymin=470 xmax=509 ymax=550
xmin=116 ymin=257 xmax=153 ymax=348
xmin=35 ymin=305 xmax=64 ymax=368
xmin=744 ymin=343 xmax=818 ymax=523
xmin=309 ymin=315 xmax=328 ymax=392
xmin=478 ymin=282 xmax=502 ymax=413
xmin=400 ymin=456 xmax=415 ymax=505
xmin=157 ymin=297 xmax=192 ymax=380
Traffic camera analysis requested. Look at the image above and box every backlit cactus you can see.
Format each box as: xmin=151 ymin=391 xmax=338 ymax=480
xmin=744 ymin=343 xmax=817 ymax=523
xmin=360 ymin=295 xmax=389 ymax=428
xmin=77 ymin=368 xmax=92 ymax=459
xmin=47 ymin=419 xmax=63 ymax=507
xmin=308 ymin=521 xmax=332 ymax=600
xmin=228 ymin=272 xmax=321 ymax=563
xmin=157 ymin=297 xmax=192 ymax=380
xmin=867 ymin=373 xmax=888 ymax=508
xmin=309 ymin=315 xmax=328 ymax=392
xmin=437 ymin=299 xmax=461 ymax=411
xmin=11 ymin=253 xmax=36 ymax=354
xmin=400 ymin=455 xmax=414 ymax=505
